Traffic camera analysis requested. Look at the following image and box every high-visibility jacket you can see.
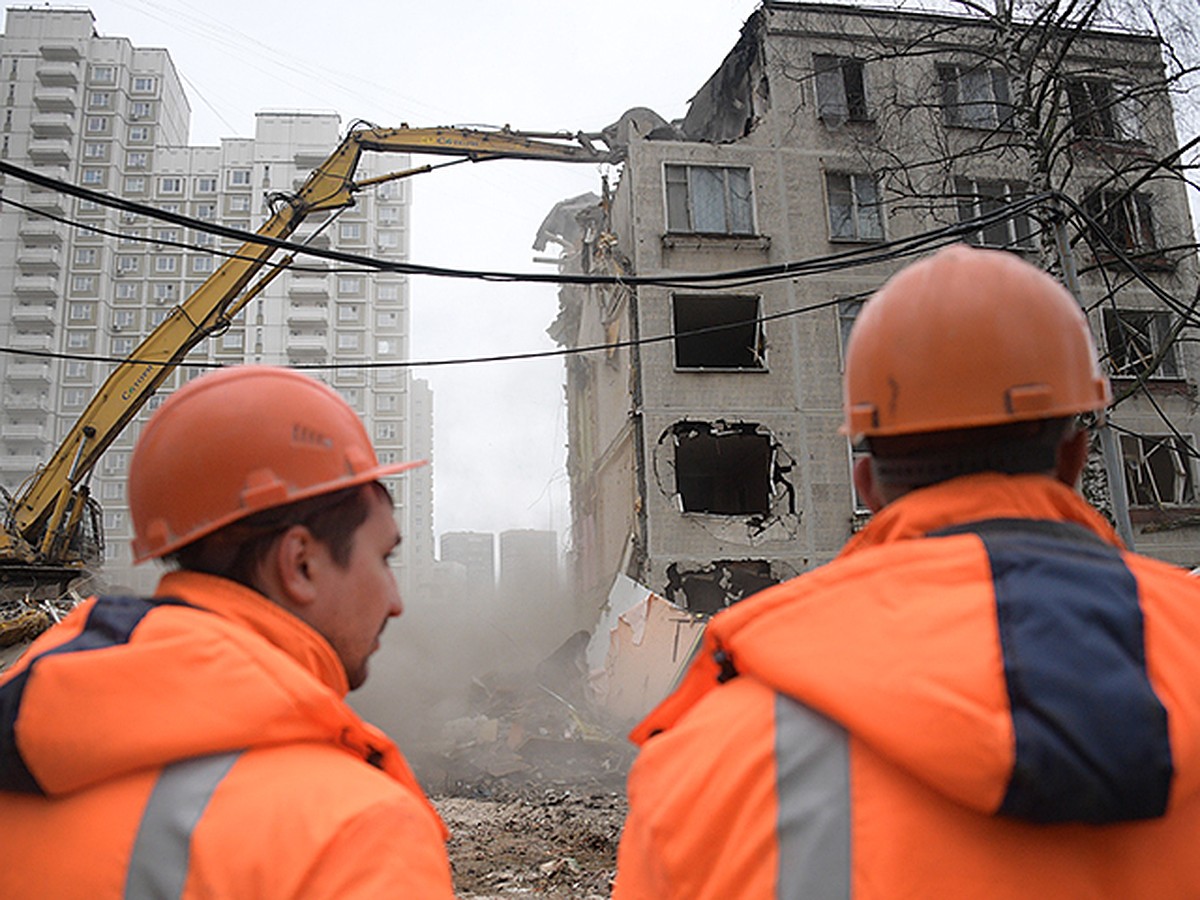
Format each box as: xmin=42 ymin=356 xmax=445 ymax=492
xmin=0 ymin=570 xmax=455 ymax=899
xmin=614 ymin=474 xmax=1200 ymax=900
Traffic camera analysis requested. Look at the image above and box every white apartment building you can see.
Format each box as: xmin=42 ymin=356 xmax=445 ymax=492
xmin=0 ymin=8 xmax=431 ymax=593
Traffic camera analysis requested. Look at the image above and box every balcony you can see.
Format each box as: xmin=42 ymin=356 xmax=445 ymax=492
xmin=28 ymin=139 xmax=73 ymax=164
xmin=16 ymin=246 xmax=62 ymax=273
xmin=287 ymin=333 xmax=329 ymax=355
xmin=13 ymin=275 xmax=59 ymax=298
xmin=38 ymin=42 xmax=82 ymax=62
xmin=30 ymin=113 xmax=75 ymax=137
xmin=33 ymin=86 xmax=77 ymax=113
xmin=10 ymin=303 xmax=58 ymax=327
xmin=3 ymin=393 xmax=50 ymax=413
xmin=10 ymin=333 xmax=54 ymax=353
xmin=2 ymin=423 xmax=50 ymax=442
xmin=288 ymin=278 xmax=329 ymax=298
xmin=24 ymin=187 xmax=66 ymax=216
xmin=0 ymin=456 xmax=44 ymax=476
xmin=5 ymin=363 xmax=52 ymax=385
xmin=35 ymin=60 xmax=79 ymax=88
xmin=19 ymin=219 xmax=65 ymax=244
xmin=287 ymin=303 xmax=329 ymax=325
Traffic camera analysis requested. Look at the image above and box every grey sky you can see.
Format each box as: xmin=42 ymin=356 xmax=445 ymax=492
xmin=78 ymin=0 xmax=762 ymax=544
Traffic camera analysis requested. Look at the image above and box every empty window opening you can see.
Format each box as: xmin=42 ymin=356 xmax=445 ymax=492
xmin=1121 ymin=433 xmax=1196 ymax=507
xmin=673 ymin=294 xmax=764 ymax=370
xmin=1103 ymin=309 xmax=1180 ymax=379
xmin=674 ymin=422 xmax=772 ymax=515
xmin=815 ymin=55 xmax=868 ymax=124
xmin=665 ymin=560 xmax=778 ymax=615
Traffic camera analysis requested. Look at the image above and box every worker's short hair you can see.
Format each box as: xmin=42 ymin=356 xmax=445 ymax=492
xmin=866 ymin=417 xmax=1077 ymax=490
xmin=168 ymin=481 xmax=392 ymax=587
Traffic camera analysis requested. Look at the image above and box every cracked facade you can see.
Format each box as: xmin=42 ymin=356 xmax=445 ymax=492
xmin=546 ymin=1 xmax=1200 ymax=629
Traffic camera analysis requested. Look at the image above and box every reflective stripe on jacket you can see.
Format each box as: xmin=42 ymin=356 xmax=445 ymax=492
xmin=614 ymin=474 xmax=1200 ymax=899
xmin=0 ymin=571 xmax=455 ymax=899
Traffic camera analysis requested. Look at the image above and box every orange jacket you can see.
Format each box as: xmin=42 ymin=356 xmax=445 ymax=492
xmin=0 ymin=571 xmax=454 ymax=899
xmin=614 ymin=474 xmax=1200 ymax=899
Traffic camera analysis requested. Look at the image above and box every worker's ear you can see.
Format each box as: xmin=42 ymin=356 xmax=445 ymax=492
xmin=263 ymin=525 xmax=321 ymax=610
xmin=1055 ymin=427 xmax=1090 ymax=488
xmin=853 ymin=455 xmax=888 ymax=513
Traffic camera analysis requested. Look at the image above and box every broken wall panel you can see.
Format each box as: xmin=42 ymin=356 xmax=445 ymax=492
xmin=669 ymin=421 xmax=773 ymax=515
xmin=665 ymin=559 xmax=778 ymax=615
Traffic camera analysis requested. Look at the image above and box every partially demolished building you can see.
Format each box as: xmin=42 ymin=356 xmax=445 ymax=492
xmin=546 ymin=2 xmax=1200 ymax=658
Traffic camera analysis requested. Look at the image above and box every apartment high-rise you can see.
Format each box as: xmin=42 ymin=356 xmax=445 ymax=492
xmin=0 ymin=8 xmax=429 ymax=592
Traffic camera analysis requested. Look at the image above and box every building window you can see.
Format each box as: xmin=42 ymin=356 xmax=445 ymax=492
xmin=1121 ymin=433 xmax=1196 ymax=507
xmin=937 ymin=63 xmax=1012 ymax=129
xmin=832 ymin=297 xmax=864 ymax=368
xmin=149 ymin=308 xmax=170 ymax=327
xmin=116 ymin=255 xmax=140 ymax=274
xmin=154 ymin=256 xmax=179 ymax=274
xmin=67 ymin=331 xmax=93 ymax=350
xmin=955 ymin=177 xmax=1035 ymax=250
xmin=128 ymin=125 xmax=151 ymax=143
xmin=68 ymin=302 xmax=93 ymax=322
xmin=158 ymin=176 xmax=183 ymax=194
xmin=124 ymin=176 xmax=147 ymax=193
xmin=337 ymin=333 xmax=363 ymax=351
xmin=195 ymin=176 xmax=218 ymax=194
xmin=379 ymin=207 xmax=401 ymax=225
xmin=84 ymin=142 xmax=108 ymax=160
xmin=112 ymin=309 xmax=138 ymax=332
xmin=220 ymin=331 xmax=244 ymax=351
xmin=90 ymin=65 xmax=115 ymax=84
xmin=74 ymin=247 xmax=98 ymax=266
xmin=339 ymin=222 xmax=363 ymax=241
xmin=664 ymin=164 xmax=755 ymax=235
xmin=65 ymin=360 xmax=93 ymax=380
xmin=338 ymin=276 xmax=364 ymax=295
xmin=131 ymin=101 xmax=153 ymax=119
xmin=63 ymin=388 xmax=88 ymax=409
xmin=376 ymin=422 xmax=398 ymax=441
xmin=377 ymin=338 xmax=399 ymax=356
xmin=376 ymin=310 xmax=399 ymax=329
xmin=673 ymin=294 xmax=764 ymax=370
xmin=377 ymin=283 xmax=400 ymax=302
xmin=191 ymin=256 xmax=214 ymax=274
xmin=337 ymin=304 xmax=363 ymax=323
xmin=194 ymin=203 xmax=217 ymax=220
xmin=1084 ymin=189 xmax=1157 ymax=254
xmin=82 ymin=168 xmax=104 ymax=186
xmin=111 ymin=336 xmax=136 ymax=356
xmin=85 ymin=116 xmax=110 ymax=134
xmin=87 ymin=91 xmax=111 ymax=109
xmin=153 ymin=284 xmax=177 ymax=303
xmin=815 ymin=55 xmax=868 ymax=124
xmin=672 ymin=421 xmax=772 ymax=516
xmin=228 ymin=195 xmax=252 ymax=213
xmin=376 ymin=393 xmax=399 ymax=412
xmin=825 ymin=172 xmax=883 ymax=242
xmin=132 ymin=75 xmax=157 ymax=93
xmin=377 ymin=231 xmax=401 ymax=249
xmin=115 ymin=282 xmax=139 ymax=301
xmin=126 ymin=151 xmax=148 ymax=169
xmin=1067 ymin=78 xmax=1141 ymax=142
xmin=71 ymin=275 xmax=95 ymax=294
xmin=228 ymin=168 xmax=251 ymax=187
xmin=1103 ymin=309 xmax=1180 ymax=380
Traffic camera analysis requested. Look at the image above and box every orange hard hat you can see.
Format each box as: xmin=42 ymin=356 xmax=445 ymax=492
xmin=129 ymin=365 xmax=423 ymax=562
xmin=843 ymin=244 xmax=1111 ymax=440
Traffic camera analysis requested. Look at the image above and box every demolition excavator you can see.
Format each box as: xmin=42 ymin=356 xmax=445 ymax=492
xmin=0 ymin=122 xmax=616 ymax=645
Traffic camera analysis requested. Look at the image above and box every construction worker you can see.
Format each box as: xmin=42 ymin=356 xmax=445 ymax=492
xmin=0 ymin=366 xmax=455 ymax=898
xmin=612 ymin=245 xmax=1200 ymax=899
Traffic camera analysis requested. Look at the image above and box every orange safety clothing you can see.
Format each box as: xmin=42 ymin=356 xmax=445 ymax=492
xmin=0 ymin=570 xmax=455 ymax=899
xmin=614 ymin=474 xmax=1200 ymax=900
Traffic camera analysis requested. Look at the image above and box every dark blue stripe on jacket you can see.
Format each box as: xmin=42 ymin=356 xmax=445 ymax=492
xmin=948 ymin=519 xmax=1172 ymax=824
xmin=0 ymin=596 xmax=187 ymax=795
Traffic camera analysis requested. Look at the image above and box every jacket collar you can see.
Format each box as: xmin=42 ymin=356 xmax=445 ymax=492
xmin=840 ymin=473 xmax=1123 ymax=557
xmin=155 ymin=570 xmax=350 ymax=696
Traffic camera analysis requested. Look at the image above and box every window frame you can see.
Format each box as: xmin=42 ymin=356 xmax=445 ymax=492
xmin=955 ymin=176 xmax=1036 ymax=250
xmin=937 ymin=63 xmax=1013 ymax=130
xmin=664 ymin=163 xmax=756 ymax=236
xmin=814 ymin=55 xmax=869 ymax=124
xmin=825 ymin=172 xmax=883 ymax=243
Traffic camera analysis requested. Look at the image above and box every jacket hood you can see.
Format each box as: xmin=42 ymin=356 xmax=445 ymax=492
xmin=0 ymin=572 xmax=410 ymax=799
xmin=639 ymin=475 xmax=1198 ymax=825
